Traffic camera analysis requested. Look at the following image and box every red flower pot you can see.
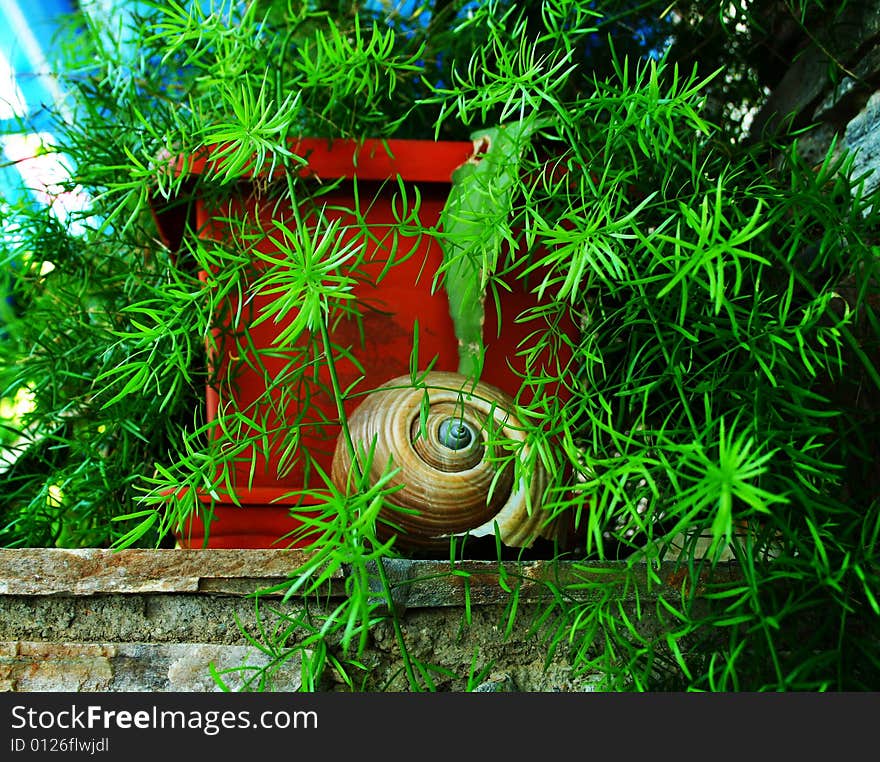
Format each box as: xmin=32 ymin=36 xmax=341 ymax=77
xmin=152 ymin=138 xmax=575 ymax=548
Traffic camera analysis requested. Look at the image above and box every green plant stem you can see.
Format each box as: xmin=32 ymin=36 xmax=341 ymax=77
xmin=319 ymin=310 xmax=418 ymax=687
xmin=317 ymin=318 xmax=360 ymax=476
xmin=440 ymin=118 xmax=546 ymax=380
xmin=373 ymin=558 xmax=420 ymax=690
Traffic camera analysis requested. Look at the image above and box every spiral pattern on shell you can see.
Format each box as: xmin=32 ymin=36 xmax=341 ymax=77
xmin=330 ymin=371 xmax=558 ymax=550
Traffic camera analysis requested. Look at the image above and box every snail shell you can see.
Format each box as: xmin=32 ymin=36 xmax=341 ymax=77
xmin=330 ymin=371 xmax=559 ymax=551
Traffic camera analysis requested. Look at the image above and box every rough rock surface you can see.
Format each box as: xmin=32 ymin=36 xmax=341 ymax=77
xmin=0 ymin=549 xmax=732 ymax=692
xmin=0 ymin=641 xmax=302 ymax=692
xmin=844 ymin=90 xmax=880 ymax=196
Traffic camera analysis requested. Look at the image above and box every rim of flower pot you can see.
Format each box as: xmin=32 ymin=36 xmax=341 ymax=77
xmin=151 ymin=137 xmax=478 ymax=255
xmin=174 ymin=137 xmax=477 ymax=184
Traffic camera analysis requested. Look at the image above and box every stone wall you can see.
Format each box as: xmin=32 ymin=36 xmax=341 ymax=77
xmin=0 ymin=549 xmax=738 ymax=692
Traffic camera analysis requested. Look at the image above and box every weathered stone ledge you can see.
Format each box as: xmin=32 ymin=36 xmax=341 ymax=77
xmin=0 ymin=549 xmax=736 ymax=692
xmin=0 ymin=548 xmax=314 ymax=596
xmin=0 ymin=548 xmax=735 ymax=604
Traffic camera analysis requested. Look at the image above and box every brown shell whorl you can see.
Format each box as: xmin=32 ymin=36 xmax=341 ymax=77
xmin=330 ymin=371 xmax=557 ymax=551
